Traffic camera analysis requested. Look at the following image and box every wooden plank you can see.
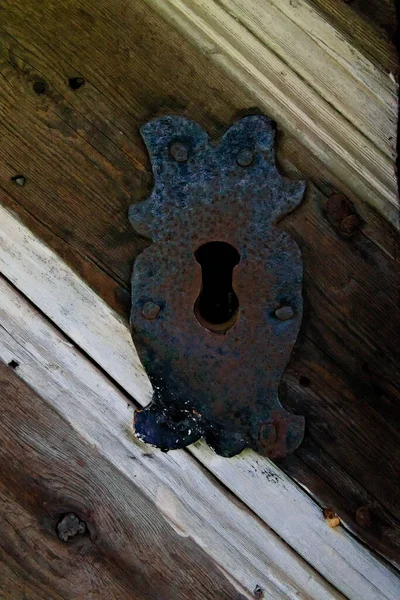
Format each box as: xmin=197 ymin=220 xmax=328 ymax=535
xmin=0 ymin=1 xmax=249 ymax=278
xmin=209 ymin=0 xmax=397 ymax=158
xmin=1 ymin=207 xmax=399 ymax=600
xmin=0 ymin=365 xmax=256 ymax=600
xmin=309 ymin=0 xmax=398 ymax=74
xmin=0 ymin=281 xmax=344 ymax=600
xmin=142 ymin=0 xmax=398 ymax=225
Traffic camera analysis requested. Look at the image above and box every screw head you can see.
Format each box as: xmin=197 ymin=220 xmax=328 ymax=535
xmin=275 ymin=306 xmax=294 ymax=321
xmin=237 ymin=148 xmax=254 ymax=167
xmin=142 ymin=301 xmax=161 ymax=320
xmin=170 ymin=141 xmax=189 ymax=163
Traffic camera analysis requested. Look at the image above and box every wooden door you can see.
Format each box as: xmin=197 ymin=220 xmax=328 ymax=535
xmin=0 ymin=1 xmax=399 ymax=598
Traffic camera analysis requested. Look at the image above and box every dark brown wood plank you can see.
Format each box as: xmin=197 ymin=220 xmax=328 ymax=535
xmin=0 ymin=363 xmax=247 ymax=600
xmin=0 ymin=0 xmax=399 ymax=568
xmin=283 ymin=336 xmax=400 ymax=564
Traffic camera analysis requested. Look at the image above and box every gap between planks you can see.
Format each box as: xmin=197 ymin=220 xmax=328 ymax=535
xmin=142 ymin=0 xmax=399 ymax=227
xmin=0 ymin=204 xmax=399 ymax=599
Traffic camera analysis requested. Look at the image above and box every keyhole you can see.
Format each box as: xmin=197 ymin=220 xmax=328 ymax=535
xmin=194 ymin=242 xmax=240 ymax=333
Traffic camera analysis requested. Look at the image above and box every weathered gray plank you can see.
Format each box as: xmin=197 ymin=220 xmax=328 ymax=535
xmin=0 ymin=365 xmax=248 ymax=600
xmin=0 ymin=276 xmax=345 ymax=600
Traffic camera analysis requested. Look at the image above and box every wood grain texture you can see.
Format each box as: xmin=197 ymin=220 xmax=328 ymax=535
xmin=0 ymin=0 xmax=399 ymax=573
xmin=309 ymin=0 xmax=398 ymax=74
xmin=1 ymin=209 xmax=399 ymax=600
xmin=0 ymin=365 xmax=253 ymax=600
xmin=142 ymin=0 xmax=398 ymax=225
xmin=0 ymin=278 xmax=345 ymax=600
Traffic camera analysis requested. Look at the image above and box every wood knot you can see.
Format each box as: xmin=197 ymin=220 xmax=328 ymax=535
xmin=57 ymin=513 xmax=87 ymax=542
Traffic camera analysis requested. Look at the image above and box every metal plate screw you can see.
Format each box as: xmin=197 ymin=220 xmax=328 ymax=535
xmin=169 ymin=141 xmax=189 ymax=162
xmin=142 ymin=301 xmax=161 ymax=320
xmin=275 ymin=306 xmax=294 ymax=320
xmin=237 ymin=148 xmax=254 ymax=167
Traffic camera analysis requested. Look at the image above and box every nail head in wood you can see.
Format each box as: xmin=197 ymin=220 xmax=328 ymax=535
xmin=355 ymin=506 xmax=372 ymax=528
xmin=323 ymin=508 xmax=340 ymax=528
xmin=11 ymin=175 xmax=26 ymax=187
xmin=57 ymin=513 xmax=86 ymax=542
xmin=326 ymin=193 xmax=360 ymax=234
xmin=340 ymin=214 xmax=360 ymax=234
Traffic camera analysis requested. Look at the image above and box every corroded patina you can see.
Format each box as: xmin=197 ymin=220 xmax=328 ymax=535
xmin=129 ymin=115 xmax=305 ymax=458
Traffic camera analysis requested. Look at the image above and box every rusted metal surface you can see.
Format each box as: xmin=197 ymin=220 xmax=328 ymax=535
xmin=129 ymin=115 xmax=306 ymax=458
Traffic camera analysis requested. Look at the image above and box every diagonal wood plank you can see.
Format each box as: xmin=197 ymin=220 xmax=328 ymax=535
xmin=0 ymin=278 xmax=342 ymax=600
xmin=0 ymin=204 xmax=398 ymax=599
xmin=0 ymin=365 xmax=254 ymax=600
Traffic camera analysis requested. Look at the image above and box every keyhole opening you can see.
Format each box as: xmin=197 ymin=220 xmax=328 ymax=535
xmin=194 ymin=242 xmax=240 ymax=333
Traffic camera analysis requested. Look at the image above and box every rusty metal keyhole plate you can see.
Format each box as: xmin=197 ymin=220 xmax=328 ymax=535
xmin=129 ymin=115 xmax=305 ymax=458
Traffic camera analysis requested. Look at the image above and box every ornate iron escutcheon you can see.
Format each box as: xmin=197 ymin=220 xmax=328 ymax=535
xmin=129 ymin=115 xmax=305 ymax=458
